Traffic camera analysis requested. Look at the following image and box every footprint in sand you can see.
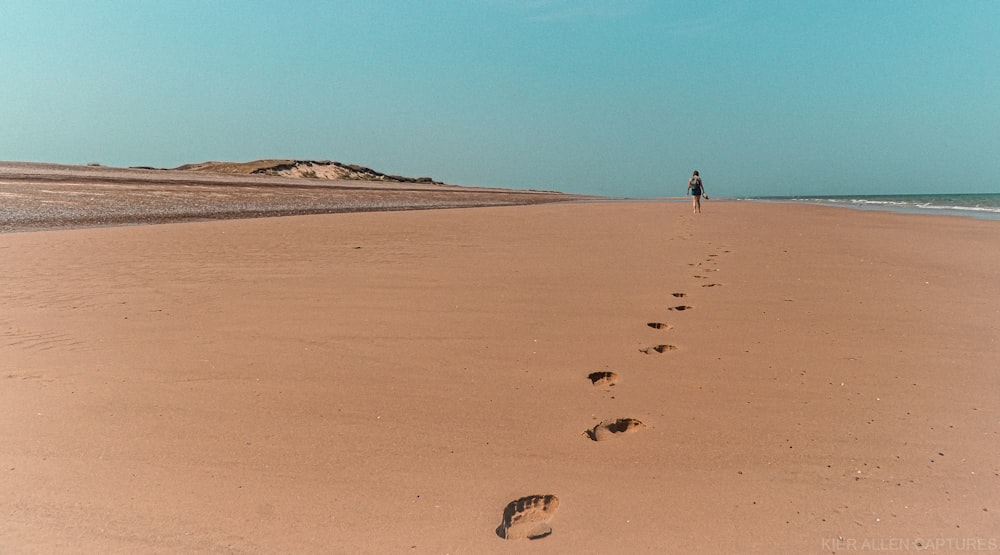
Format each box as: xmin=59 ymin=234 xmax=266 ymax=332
xmin=640 ymin=344 xmax=677 ymax=354
xmin=647 ymin=322 xmax=672 ymax=330
xmin=583 ymin=417 xmax=646 ymax=441
xmin=702 ymin=283 xmax=722 ymax=287
xmin=496 ymin=495 xmax=560 ymax=540
xmin=588 ymin=371 xmax=619 ymax=387
xmin=672 ymin=292 xmax=687 ymax=298
xmin=667 ymin=305 xmax=693 ymax=311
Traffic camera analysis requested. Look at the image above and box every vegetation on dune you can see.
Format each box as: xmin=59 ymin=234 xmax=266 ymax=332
xmin=173 ymin=159 xmax=441 ymax=184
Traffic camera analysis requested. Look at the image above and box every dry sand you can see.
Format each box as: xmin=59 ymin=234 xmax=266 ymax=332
xmin=2 ymin=198 xmax=999 ymax=553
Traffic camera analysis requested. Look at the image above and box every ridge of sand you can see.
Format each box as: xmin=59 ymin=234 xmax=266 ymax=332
xmin=173 ymin=159 xmax=444 ymax=184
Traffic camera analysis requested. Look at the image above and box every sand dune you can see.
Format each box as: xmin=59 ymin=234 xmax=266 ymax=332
xmin=174 ymin=159 xmax=443 ymax=184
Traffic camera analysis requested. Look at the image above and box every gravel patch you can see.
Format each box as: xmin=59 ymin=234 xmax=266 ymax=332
xmin=0 ymin=162 xmax=586 ymax=233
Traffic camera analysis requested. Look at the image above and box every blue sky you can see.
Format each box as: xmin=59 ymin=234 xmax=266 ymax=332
xmin=2 ymin=1 xmax=998 ymax=197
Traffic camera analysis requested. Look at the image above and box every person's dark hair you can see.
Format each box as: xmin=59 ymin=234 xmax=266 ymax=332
xmin=692 ymin=170 xmax=699 ymax=176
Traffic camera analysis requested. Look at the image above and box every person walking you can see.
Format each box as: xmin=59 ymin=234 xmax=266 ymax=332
xmin=687 ymin=171 xmax=706 ymax=213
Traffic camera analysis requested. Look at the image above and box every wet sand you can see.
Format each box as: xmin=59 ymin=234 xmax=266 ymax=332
xmin=1 ymin=176 xmax=998 ymax=553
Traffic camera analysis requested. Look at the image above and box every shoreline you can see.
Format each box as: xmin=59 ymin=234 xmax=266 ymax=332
xmin=745 ymin=194 xmax=1000 ymax=221
xmin=7 ymin=161 xmax=999 ymax=235
xmin=4 ymin=162 xmax=996 ymax=233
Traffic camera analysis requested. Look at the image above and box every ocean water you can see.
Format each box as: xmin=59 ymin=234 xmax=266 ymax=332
xmin=751 ymin=193 xmax=1000 ymax=221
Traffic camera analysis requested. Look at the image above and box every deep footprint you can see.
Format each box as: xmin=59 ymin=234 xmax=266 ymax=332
xmin=496 ymin=495 xmax=560 ymax=540
xmin=667 ymin=305 xmax=693 ymax=311
xmin=588 ymin=371 xmax=619 ymax=387
xmin=584 ymin=418 xmax=646 ymax=441
xmin=640 ymin=344 xmax=677 ymax=354
xmin=672 ymin=292 xmax=686 ymax=298
xmin=702 ymin=283 xmax=722 ymax=287
xmin=647 ymin=322 xmax=672 ymax=330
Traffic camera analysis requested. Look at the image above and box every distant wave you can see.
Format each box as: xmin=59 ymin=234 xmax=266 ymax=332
xmin=745 ymin=194 xmax=1000 ymax=220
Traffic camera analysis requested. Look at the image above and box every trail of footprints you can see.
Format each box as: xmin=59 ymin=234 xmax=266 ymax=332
xmin=497 ymin=246 xmax=730 ymax=540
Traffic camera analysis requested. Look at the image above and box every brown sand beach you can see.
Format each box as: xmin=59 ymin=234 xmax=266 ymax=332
xmin=2 ymin=168 xmax=999 ymax=553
